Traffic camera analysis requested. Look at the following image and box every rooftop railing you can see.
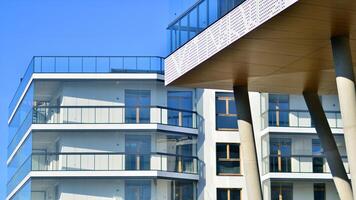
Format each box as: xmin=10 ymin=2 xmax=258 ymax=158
xmin=167 ymin=0 xmax=246 ymax=53
xmin=262 ymin=155 xmax=349 ymax=175
xmin=261 ymin=109 xmax=343 ymax=129
xmin=32 ymin=105 xmax=198 ymax=128
xmin=9 ymin=56 xmax=164 ymax=117
xmin=31 ymin=152 xmax=199 ymax=175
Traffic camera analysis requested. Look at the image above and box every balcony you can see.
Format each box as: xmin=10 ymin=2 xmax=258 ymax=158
xmin=9 ymin=56 xmax=164 ymax=117
xmin=31 ymin=152 xmax=199 ymax=174
xmin=262 ymin=155 xmax=349 ymax=175
xmin=261 ymin=110 xmax=342 ymax=129
xmin=168 ymin=0 xmax=246 ymax=53
xmin=8 ymin=106 xmax=198 ymax=158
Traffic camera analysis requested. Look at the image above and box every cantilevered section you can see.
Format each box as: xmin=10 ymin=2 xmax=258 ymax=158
xmin=165 ymin=0 xmax=356 ymax=94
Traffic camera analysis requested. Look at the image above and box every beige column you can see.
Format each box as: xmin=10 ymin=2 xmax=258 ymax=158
xmin=304 ymin=91 xmax=353 ymax=200
xmin=233 ymin=85 xmax=263 ymax=200
xmin=331 ymin=36 xmax=356 ymax=198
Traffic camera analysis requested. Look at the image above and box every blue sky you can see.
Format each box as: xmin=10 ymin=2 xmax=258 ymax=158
xmin=0 ymin=0 xmax=194 ymax=198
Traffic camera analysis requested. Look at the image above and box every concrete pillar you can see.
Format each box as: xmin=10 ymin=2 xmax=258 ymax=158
xmin=331 ymin=36 xmax=356 ymax=198
xmin=233 ymin=85 xmax=263 ymax=200
xmin=303 ymin=91 xmax=353 ymax=200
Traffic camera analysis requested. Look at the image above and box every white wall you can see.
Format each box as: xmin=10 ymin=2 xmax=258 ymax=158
xmin=197 ymin=89 xmax=247 ymax=200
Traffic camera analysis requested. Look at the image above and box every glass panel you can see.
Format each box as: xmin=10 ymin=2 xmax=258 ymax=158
xmin=168 ymin=91 xmax=193 ymax=127
xmin=314 ymin=183 xmax=326 ymax=200
xmin=217 ymin=188 xmax=241 ymax=200
xmin=216 ymin=115 xmax=238 ymax=130
xmin=125 ymin=180 xmax=151 ymax=200
xmin=174 ymin=180 xmax=195 ymax=200
xmin=271 ymin=183 xmax=293 ymax=200
xmin=269 ymin=94 xmax=289 ymax=127
xmin=125 ymin=135 xmax=151 ymax=170
xmin=217 ymin=161 xmax=240 ymax=174
xmin=270 ymin=138 xmax=291 ymax=172
xmin=125 ymin=90 xmax=151 ymax=123
xmin=216 ymin=144 xmax=226 ymax=159
xmin=230 ymin=144 xmax=239 ymax=159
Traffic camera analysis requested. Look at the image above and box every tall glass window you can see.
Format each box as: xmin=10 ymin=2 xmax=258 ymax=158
xmin=125 ymin=135 xmax=151 ymax=170
xmin=270 ymin=138 xmax=291 ymax=172
xmin=125 ymin=180 xmax=151 ymax=200
xmin=271 ymin=182 xmax=293 ymax=200
xmin=167 ymin=91 xmax=193 ymax=127
xmin=217 ymin=188 xmax=241 ymax=200
xmin=216 ymin=143 xmax=240 ymax=175
xmin=312 ymin=139 xmax=324 ymax=173
xmin=314 ymin=183 xmax=326 ymax=200
xmin=173 ymin=180 xmax=196 ymax=200
xmin=125 ymin=90 xmax=151 ymax=123
xmin=215 ymin=92 xmax=238 ymax=130
xmin=269 ymin=94 xmax=289 ymax=127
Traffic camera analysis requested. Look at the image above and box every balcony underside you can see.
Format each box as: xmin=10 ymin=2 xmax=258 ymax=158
xmin=166 ymin=0 xmax=356 ymax=94
xmin=30 ymin=171 xmax=199 ymax=180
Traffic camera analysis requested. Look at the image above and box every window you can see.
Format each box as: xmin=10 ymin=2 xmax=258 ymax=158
xmin=314 ymin=183 xmax=325 ymax=200
xmin=125 ymin=180 xmax=151 ymax=200
xmin=217 ymin=188 xmax=241 ymax=200
xmin=271 ymin=182 xmax=293 ymax=200
xmin=168 ymin=91 xmax=193 ymax=127
xmin=268 ymin=94 xmax=289 ymax=127
xmin=173 ymin=180 xmax=196 ymax=200
xmin=125 ymin=135 xmax=151 ymax=170
xmin=312 ymin=139 xmax=324 ymax=173
xmin=216 ymin=92 xmax=238 ymax=130
xmin=125 ymin=90 xmax=151 ymax=123
xmin=216 ymin=143 xmax=240 ymax=175
xmin=270 ymin=138 xmax=291 ymax=172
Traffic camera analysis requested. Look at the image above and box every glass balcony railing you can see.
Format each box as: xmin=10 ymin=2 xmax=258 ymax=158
xmin=9 ymin=56 xmax=164 ymax=117
xmin=32 ymin=105 xmax=198 ymax=128
xmin=31 ymin=152 xmax=199 ymax=174
xmin=8 ymin=106 xmax=198 ymax=159
xmin=262 ymin=155 xmax=349 ymax=175
xmin=261 ymin=109 xmax=343 ymax=129
xmin=168 ymin=0 xmax=246 ymax=53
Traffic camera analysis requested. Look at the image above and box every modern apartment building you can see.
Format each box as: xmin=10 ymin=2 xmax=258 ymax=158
xmin=7 ymin=56 xmax=349 ymax=200
xmin=7 ymin=0 xmax=355 ymax=200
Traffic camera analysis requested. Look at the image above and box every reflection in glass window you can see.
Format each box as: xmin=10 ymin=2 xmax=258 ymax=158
xmin=268 ymin=94 xmax=289 ymax=127
xmin=216 ymin=143 xmax=240 ymax=175
xmin=217 ymin=188 xmax=241 ymax=200
xmin=125 ymin=90 xmax=151 ymax=123
xmin=271 ymin=182 xmax=293 ymax=200
xmin=125 ymin=180 xmax=151 ymax=200
xmin=168 ymin=91 xmax=193 ymax=127
xmin=173 ymin=180 xmax=196 ymax=200
xmin=270 ymin=138 xmax=291 ymax=172
xmin=312 ymin=139 xmax=324 ymax=173
xmin=216 ymin=92 xmax=238 ymax=130
xmin=125 ymin=135 xmax=151 ymax=170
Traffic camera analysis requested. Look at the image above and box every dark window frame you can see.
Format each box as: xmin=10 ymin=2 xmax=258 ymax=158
xmin=216 ymin=143 xmax=241 ymax=176
xmin=217 ymin=188 xmax=242 ymax=200
xmin=215 ymin=92 xmax=238 ymax=131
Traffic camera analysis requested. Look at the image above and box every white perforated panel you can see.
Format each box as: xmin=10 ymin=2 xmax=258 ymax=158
xmin=165 ymin=0 xmax=299 ymax=85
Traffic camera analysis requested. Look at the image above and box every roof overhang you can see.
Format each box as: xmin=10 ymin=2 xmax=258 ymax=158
xmin=165 ymin=0 xmax=356 ymax=94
